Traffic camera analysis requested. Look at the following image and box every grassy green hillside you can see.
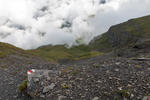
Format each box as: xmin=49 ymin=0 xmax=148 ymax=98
xmin=0 ymin=42 xmax=103 ymax=62
xmin=0 ymin=42 xmax=24 ymax=58
xmin=90 ymin=33 xmax=112 ymax=51
xmin=28 ymin=45 xmax=103 ymax=62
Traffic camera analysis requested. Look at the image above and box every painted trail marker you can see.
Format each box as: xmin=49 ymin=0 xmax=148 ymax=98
xmin=27 ymin=69 xmax=35 ymax=75
xmin=27 ymin=69 xmax=60 ymax=98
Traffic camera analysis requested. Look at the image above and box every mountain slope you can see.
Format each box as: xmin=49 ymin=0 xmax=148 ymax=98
xmin=90 ymin=15 xmax=150 ymax=51
xmin=0 ymin=42 xmax=23 ymax=58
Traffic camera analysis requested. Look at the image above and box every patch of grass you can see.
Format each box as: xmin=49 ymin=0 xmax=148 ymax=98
xmin=0 ymin=65 xmax=8 ymax=69
xmin=0 ymin=50 xmax=14 ymax=58
xmin=147 ymin=93 xmax=150 ymax=96
xmin=73 ymin=51 xmax=103 ymax=60
xmin=27 ymin=45 xmax=72 ymax=63
xmin=27 ymin=44 xmax=103 ymax=62
xmin=61 ymin=66 xmax=71 ymax=75
xmin=90 ymin=33 xmax=113 ymax=51
xmin=61 ymin=83 xmax=68 ymax=89
xmin=118 ymin=90 xmax=130 ymax=97
xmin=93 ymin=63 xmax=100 ymax=68
xmin=136 ymin=64 xmax=141 ymax=68
xmin=28 ymin=62 xmax=33 ymax=64
xmin=18 ymin=80 xmax=27 ymax=92
xmin=72 ymin=69 xmax=80 ymax=75
xmin=113 ymin=96 xmax=118 ymax=100
xmin=0 ymin=42 xmax=24 ymax=58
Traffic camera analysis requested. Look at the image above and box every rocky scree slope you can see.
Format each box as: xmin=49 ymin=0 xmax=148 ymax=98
xmin=0 ymin=42 xmax=56 ymax=100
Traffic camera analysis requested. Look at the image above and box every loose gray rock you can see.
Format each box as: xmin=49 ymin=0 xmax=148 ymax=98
xmin=43 ymin=83 xmax=55 ymax=93
xmin=40 ymin=95 xmax=45 ymax=98
xmin=114 ymin=69 xmax=119 ymax=72
xmin=58 ymin=95 xmax=67 ymax=100
xmin=34 ymin=78 xmax=39 ymax=82
xmin=116 ymin=62 xmax=121 ymax=65
xmin=92 ymin=97 xmax=99 ymax=100
xmin=143 ymin=96 xmax=150 ymax=100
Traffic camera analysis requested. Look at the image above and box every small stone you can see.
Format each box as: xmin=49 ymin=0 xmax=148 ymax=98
xmin=58 ymin=95 xmax=67 ymax=100
xmin=41 ymin=82 xmax=44 ymax=85
xmin=118 ymin=87 xmax=122 ymax=90
xmin=79 ymin=78 xmax=83 ymax=81
xmin=127 ymin=84 xmax=132 ymax=87
xmin=109 ymin=77 xmax=112 ymax=79
xmin=123 ymin=97 xmax=127 ymax=100
xmin=147 ymin=68 xmax=150 ymax=70
xmin=34 ymin=78 xmax=39 ymax=82
xmin=97 ymin=80 xmax=102 ymax=83
xmin=13 ymin=95 xmax=18 ymax=98
xmin=130 ymin=94 xmax=134 ymax=99
xmin=49 ymin=83 xmax=56 ymax=89
xmin=92 ymin=97 xmax=99 ymax=100
xmin=147 ymin=83 xmax=150 ymax=86
xmin=143 ymin=96 xmax=150 ymax=100
xmin=40 ymin=95 xmax=45 ymax=98
xmin=116 ymin=62 xmax=121 ymax=65
xmin=85 ymin=89 xmax=88 ymax=91
xmin=115 ymin=69 xmax=119 ymax=72
xmin=8 ymin=81 xmax=14 ymax=85
xmin=43 ymin=83 xmax=55 ymax=93
xmin=106 ymin=70 xmax=110 ymax=73
xmin=47 ymin=77 xmax=51 ymax=81
xmin=58 ymin=71 xmax=61 ymax=75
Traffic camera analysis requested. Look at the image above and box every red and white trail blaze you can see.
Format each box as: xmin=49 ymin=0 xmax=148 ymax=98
xmin=28 ymin=69 xmax=35 ymax=75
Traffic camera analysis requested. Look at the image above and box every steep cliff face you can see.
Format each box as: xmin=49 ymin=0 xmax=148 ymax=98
xmin=90 ymin=15 xmax=150 ymax=51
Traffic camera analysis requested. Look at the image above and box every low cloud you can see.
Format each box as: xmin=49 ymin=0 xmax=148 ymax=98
xmin=0 ymin=0 xmax=150 ymax=49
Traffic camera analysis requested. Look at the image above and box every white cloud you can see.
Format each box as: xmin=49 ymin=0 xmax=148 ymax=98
xmin=0 ymin=0 xmax=150 ymax=49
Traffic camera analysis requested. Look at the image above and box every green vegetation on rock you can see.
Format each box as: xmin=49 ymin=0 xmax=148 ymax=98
xmin=118 ymin=89 xmax=130 ymax=97
xmin=113 ymin=96 xmax=118 ymax=100
xmin=90 ymin=33 xmax=112 ymax=51
xmin=18 ymin=80 xmax=27 ymax=92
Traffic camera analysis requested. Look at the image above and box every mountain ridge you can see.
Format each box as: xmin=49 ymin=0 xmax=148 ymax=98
xmin=90 ymin=15 xmax=150 ymax=51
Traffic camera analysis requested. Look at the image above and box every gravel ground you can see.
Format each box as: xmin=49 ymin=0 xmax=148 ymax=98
xmin=28 ymin=57 xmax=150 ymax=100
xmin=0 ymin=51 xmax=150 ymax=100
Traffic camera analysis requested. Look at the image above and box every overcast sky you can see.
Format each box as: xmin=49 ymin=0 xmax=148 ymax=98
xmin=0 ymin=0 xmax=150 ymax=49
